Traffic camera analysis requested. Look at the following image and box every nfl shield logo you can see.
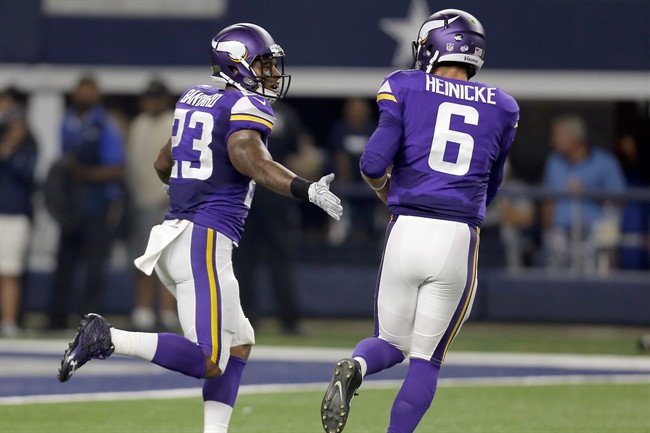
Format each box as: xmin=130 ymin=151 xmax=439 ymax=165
xmin=446 ymin=42 xmax=454 ymax=52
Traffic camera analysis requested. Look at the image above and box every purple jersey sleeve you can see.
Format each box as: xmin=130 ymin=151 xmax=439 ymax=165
xmin=227 ymin=93 xmax=275 ymax=142
xmin=359 ymin=110 xmax=401 ymax=179
xmin=362 ymin=70 xmax=519 ymax=227
xmin=166 ymin=87 xmax=276 ymax=243
xmin=359 ymin=74 xmax=407 ymax=179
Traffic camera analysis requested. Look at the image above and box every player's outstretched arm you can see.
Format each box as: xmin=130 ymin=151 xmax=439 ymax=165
xmin=228 ymin=129 xmax=299 ymax=196
xmin=228 ymin=129 xmax=342 ymax=220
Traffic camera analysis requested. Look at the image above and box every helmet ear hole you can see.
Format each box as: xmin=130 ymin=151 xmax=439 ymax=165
xmin=228 ymin=66 xmax=238 ymax=76
xmin=425 ymin=45 xmax=433 ymax=57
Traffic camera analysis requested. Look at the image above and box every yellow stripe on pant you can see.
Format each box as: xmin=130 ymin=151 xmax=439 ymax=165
xmin=205 ymin=228 xmax=220 ymax=364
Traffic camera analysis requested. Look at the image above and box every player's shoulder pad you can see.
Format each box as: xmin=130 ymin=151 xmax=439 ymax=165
xmin=178 ymin=85 xmax=200 ymax=101
xmin=377 ymin=70 xmax=421 ymax=103
xmin=470 ymin=79 xmax=518 ymax=111
xmin=496 ymin=87 xmax=519 ymax=115
xmin=177 ymin=85 xmax=222 ymax=107
xmin=496 ymin=88 xmax=519 ymax=128
xmin=377 ymin=70 xmax=406 ymax=103
xmin=230 ymin=93 xmax=276 ymax=130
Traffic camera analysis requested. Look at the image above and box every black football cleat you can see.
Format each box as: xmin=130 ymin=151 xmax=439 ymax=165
xmin=321 ymin=358 xmax=363 ymax=433
xmin=57 ymin=313 xmax=115 ymax=383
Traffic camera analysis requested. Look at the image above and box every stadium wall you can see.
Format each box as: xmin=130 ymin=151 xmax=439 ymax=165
xmin=22 ymin=267 xmax=650 ymax=326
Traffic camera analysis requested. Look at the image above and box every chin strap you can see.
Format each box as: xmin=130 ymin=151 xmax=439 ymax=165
xmin=211 ymin=71 xmax=278 ymax=102
xmin=425 ymin=50 xmax=440 ymax=74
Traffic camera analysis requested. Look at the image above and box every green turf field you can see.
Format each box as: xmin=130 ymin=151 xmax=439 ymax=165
xmin=4 ymin=320 xmax=649 ymax=432
xmin=27 ymin=316 xmax=650 ymax=356
xmin=253 ymin=319 xmax=650 ymax=356
xmin=1 ymin=383 xmax=648 ymax=432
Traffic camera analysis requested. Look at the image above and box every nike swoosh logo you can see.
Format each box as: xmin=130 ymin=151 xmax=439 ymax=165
xmin=419 ymin=15 xmax=461 ymax=39
xmin=334 ymin=381 xmax=344 ymax=401
xmin=251 ymin=96 xmax=267 ymax=106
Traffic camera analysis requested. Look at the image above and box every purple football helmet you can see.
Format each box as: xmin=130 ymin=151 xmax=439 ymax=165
xmin=412 ymin=9 xmax=486 ymax=78
xmin=209 ymin=23 xmax=291 ymax=100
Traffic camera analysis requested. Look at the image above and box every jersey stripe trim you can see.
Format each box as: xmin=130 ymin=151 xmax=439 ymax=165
xmin=205 ymin=228 xmax=220 ymax=364
xmin=377 ymin=93 xmax=397 ymax=103
xmin=231 ymin=96 xmax=275 ymax=123
xmin=230 ymin=114 xmax=274 ymax=129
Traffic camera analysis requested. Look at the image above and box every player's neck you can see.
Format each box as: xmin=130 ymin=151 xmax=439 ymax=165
xmin=432 ymin=66 xmax=469 ymax=81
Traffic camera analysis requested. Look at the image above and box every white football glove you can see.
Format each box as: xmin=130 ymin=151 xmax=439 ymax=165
xmin=308 ymin=173 xmax=343 ymax=221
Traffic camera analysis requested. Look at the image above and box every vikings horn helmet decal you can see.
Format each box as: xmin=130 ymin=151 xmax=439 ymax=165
xmin=212 ymin=40 xmax=249 ymax=63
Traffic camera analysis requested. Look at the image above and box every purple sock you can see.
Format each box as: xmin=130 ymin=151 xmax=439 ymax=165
xmin=352 ymin=337 xmax=405 ymax=376
xmin=387 ymin=358 xmax=439 ymax=433
xmin=151 ymin=333 xmax=207 ymax=379
xmin=203 ymin=356 xmax=246 ymax=406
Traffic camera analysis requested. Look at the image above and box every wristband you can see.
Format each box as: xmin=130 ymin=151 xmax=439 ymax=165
xmin=369 ymin=175 xmax=388 ymax=191
xmin=290 ymin=176 xmax=312 ymax=201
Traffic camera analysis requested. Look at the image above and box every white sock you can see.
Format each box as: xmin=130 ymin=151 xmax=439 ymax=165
xmin=354 ymin=356 xmax=368 ymax=377
xmin=204 ymin=401 xmax=233 ymax=433
xmin=110 ymin=328 xmax=158 ymax=361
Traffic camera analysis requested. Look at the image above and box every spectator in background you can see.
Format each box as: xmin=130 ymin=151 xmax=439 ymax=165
xmin=542 ymin=114 xmax=626 ymax=271
xmin=497 ymin=160 xmax=536 ymax=270
xmin=0 ymin=87 xmax=38 ymax=337
xmin=127 ymin=79 xmax=179 ymax=331
xmin=47 ymin=76 xmax=126 ymax=329
xmin=614 ymin=132 xmax=650 ymax=269
xmin=234 ymin=100 xmax=322 ymax=334
xmin=329 ymin=97 xmax=381 ymax=243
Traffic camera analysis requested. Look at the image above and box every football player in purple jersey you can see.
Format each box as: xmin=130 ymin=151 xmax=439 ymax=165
xmin=57 ymin=23 xmax=342 ymax=433
xmin=321 ymin=9 xmax=519 ymax=433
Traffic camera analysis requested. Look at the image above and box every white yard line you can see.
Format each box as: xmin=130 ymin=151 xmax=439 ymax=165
xmin=2 ymin=338 xmax=649 ymax=405
xmin=1 ymin=374 xmax=649 ymax=406
xmin=2 ymin=340 xmax=648 ymax=370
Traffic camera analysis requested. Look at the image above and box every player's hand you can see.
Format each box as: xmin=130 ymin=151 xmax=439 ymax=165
xmin=308 ymin=173 xmax=343 ymax=220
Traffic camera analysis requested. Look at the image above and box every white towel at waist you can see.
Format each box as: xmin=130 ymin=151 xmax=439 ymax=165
xmin=134 ymin=219 xmax=191 ymax=275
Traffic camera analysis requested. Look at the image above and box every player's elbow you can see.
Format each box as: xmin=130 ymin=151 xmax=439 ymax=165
xmin=360 ymin=159 xmax=386 ymax=180
xmin=154 ymin=154 xmax=172 ymax=184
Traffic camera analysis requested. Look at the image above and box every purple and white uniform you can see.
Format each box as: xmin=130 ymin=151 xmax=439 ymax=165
xmin=167 ymin=85 xmax=275 ymax=243
xmin=137 ymin=85 xmax=275 ymax=371
xmin=360 ymin=70 xmax=518 ymax=365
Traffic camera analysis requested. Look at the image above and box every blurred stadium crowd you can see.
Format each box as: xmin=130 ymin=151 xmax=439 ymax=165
xmin=0 ymin=0 xmax=649 ymax=336
xmin=1 ymin=76 xmax=649 ymax=336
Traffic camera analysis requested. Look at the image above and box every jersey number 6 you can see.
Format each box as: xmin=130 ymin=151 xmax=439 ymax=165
xmin=428 ymin=102 xmax=478 ymax=176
